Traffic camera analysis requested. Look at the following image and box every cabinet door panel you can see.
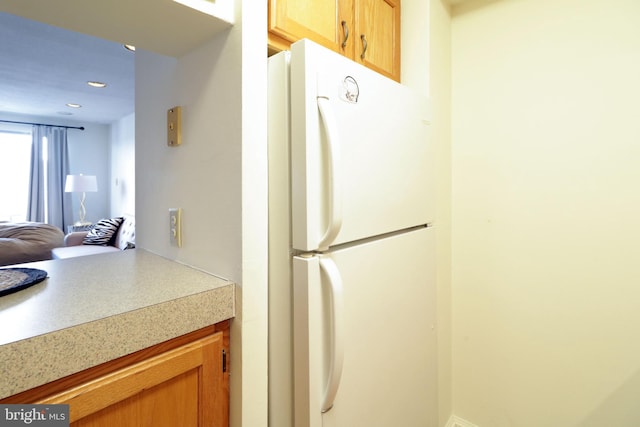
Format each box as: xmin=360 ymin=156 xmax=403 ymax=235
xmin=269 ymin=0 xmax=353 ymax=56
xmin=355 ymin=0 xmax=400 ymax=81
xmin=72 ymin=371 xmax=199 ymax=427
xmin=39 ymin=334 xmax=224 ymax=427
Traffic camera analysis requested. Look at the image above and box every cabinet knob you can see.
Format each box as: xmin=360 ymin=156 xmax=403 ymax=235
xmin=360 ymin=34 xmax=368 ymax=60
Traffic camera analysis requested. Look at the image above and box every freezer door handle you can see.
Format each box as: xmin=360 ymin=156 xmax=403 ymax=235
xmin=319 ymin=256 xmax=344 ymax=413
xmin=316 ymin=96 xmax=343 ymax=250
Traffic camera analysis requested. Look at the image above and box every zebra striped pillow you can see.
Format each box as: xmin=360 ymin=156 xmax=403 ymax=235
xmin=82 ymin=217 xmax=124 ymax=246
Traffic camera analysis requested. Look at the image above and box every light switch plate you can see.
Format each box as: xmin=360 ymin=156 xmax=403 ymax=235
xmin=169 ymin=208 xmax=182 ymax=247
xmin=167 ymin=106 xmax=182 ymax=146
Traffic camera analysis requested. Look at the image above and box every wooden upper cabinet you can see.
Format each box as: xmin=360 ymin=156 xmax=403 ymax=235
xmin=268 ymin=0 xmax=400 ymax=82
xmin=268 ymin=0 xmax=353 ymax=58
xmin=354 ymin=0 xmax=400 ymax=81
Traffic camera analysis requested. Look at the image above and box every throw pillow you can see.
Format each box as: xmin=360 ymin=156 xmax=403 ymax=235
xmin=115 ymin=216 xmax=136 ymax=250
xmin=83 ymin=217 xmax=124 ymax=246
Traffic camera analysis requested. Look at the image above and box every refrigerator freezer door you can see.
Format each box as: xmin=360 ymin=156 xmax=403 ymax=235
xmin=290 ymin=39 xmax=434 ymax=252
xmin=293 ymin=227 xmax=436 ymax=427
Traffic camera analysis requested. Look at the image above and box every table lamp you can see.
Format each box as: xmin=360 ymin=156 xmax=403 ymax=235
xmin=65 ymin=174 xmax=98 ymax=225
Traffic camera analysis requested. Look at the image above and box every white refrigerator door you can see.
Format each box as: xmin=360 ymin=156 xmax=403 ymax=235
xmin=290 ymin=39 xmax=434 ymax=252
xmin=293 ymin=227 xmax=436 ymax=427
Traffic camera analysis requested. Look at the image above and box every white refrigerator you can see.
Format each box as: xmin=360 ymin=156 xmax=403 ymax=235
xmin=268 ymin=39 xmax=436 ymax=427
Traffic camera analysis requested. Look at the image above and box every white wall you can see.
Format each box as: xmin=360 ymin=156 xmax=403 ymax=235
xmin=0 ymin=111 xmax=110 ymax=224
xmin=238 ymin=1 xmax=269 ymax=426
xmin=135 ymin=2 xmax=268 ymax=426
xmin=109 ymin=113 xmax=135 ymax=217
xmin=451 ymin=0 xmax=640 ymax=425
xmin=135 ymin=40 xmax=242 ymax=278
xmin=67 ymin=122 xmax=110 ymax=223
xmin=2 ymin=4 xmax=267 ymax=427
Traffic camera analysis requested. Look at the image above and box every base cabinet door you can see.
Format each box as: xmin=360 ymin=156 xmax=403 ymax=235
xmin=38 ymin=333 xmax=227 ymax=427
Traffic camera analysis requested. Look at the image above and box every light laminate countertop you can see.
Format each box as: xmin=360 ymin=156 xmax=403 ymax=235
xmin=0 ymin=249 xmax=235 ymax=399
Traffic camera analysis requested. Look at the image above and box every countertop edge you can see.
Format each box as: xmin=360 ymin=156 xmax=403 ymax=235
xmin=0 ymin=283 xmax=234 ymax=399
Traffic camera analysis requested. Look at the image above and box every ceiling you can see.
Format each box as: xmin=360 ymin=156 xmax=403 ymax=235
xmin=0 ymin=0 xmax=234 ymax=58
xmin=0 ymin=1 xmax=233 ymax=126
xmin=0 ymin=12 xmax=135 ymax=125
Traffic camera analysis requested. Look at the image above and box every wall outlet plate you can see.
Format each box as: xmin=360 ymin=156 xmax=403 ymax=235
xmin=169 ymin=208 xmax=182 ymax=247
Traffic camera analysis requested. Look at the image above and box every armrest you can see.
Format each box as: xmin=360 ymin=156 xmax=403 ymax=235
xmin=64 ymin=232 xmax=89 ymax=247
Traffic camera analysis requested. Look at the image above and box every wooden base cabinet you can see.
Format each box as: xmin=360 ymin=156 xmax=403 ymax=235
xmin=268 ymin=0 xmax=401 ymax=82
xmin=1 ymin=324 xmax=230 ymax=427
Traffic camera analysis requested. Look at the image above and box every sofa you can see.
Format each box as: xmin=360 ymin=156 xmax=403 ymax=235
xmin=0 ymin=222 xmax=65 ymax=266
xmin=52 ymin=216 xmax=135 ymax=260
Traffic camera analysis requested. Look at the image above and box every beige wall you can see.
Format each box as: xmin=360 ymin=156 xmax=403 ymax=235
xmin=404 ymin=0 xmax=453 ymax=425
xmin=404 ymin=2 xmax=453 ymax=425
xmin=429 ymin=1 xmax=453 ymax=426
xmin=451 ymin=0 xmax=640 ymax=425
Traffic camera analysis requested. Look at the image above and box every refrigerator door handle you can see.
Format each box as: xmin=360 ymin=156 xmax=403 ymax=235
xmin=319 ymin=256 xmax=345 ymax=413
xmin=316 ymin=96 xmax=343 ymax=250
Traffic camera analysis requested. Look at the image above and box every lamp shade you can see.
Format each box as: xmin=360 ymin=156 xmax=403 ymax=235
xmin=65 ymin=174 xmax=98 ymax=193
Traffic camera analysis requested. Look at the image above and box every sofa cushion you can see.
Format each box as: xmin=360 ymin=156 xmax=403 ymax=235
xmin=64 ymin=232 xmax=88 ymax=247
xmin=0 ymin=222 xmax=64 ymax=266
xmin=52 ymin=244 xmax=120 ymax=260
xmin=83 ymin=217 xmax=124 ymax=246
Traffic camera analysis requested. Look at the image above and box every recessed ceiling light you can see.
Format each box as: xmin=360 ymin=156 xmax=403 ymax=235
xmin=87 ymin=81 xmax=107 ymax=88
xmin=123 ymin=44 xmax=136 ymax=52
xmin=66 ymin=103 xmax=82 ymax=108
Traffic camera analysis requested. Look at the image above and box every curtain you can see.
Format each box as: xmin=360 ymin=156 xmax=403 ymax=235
xmin=26 ymin=127 xmax=44 ymax=221
xmin=27 ymin=125 xmax=73 ymax=231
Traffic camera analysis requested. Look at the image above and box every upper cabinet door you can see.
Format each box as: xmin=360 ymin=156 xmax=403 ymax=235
xmin=268 ymin=0 xmax=354 ymax=57
xmin=354 ymin=0 xmax=400 ymax=81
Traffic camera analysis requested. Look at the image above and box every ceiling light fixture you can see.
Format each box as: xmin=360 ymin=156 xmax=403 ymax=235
xmin=123 ymin=44 xmax=136 ymax=52
xmin=66 ymin=103 xmax=82 ymax=108
xmin=87 ymin=81 xmax=107 ymax=88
